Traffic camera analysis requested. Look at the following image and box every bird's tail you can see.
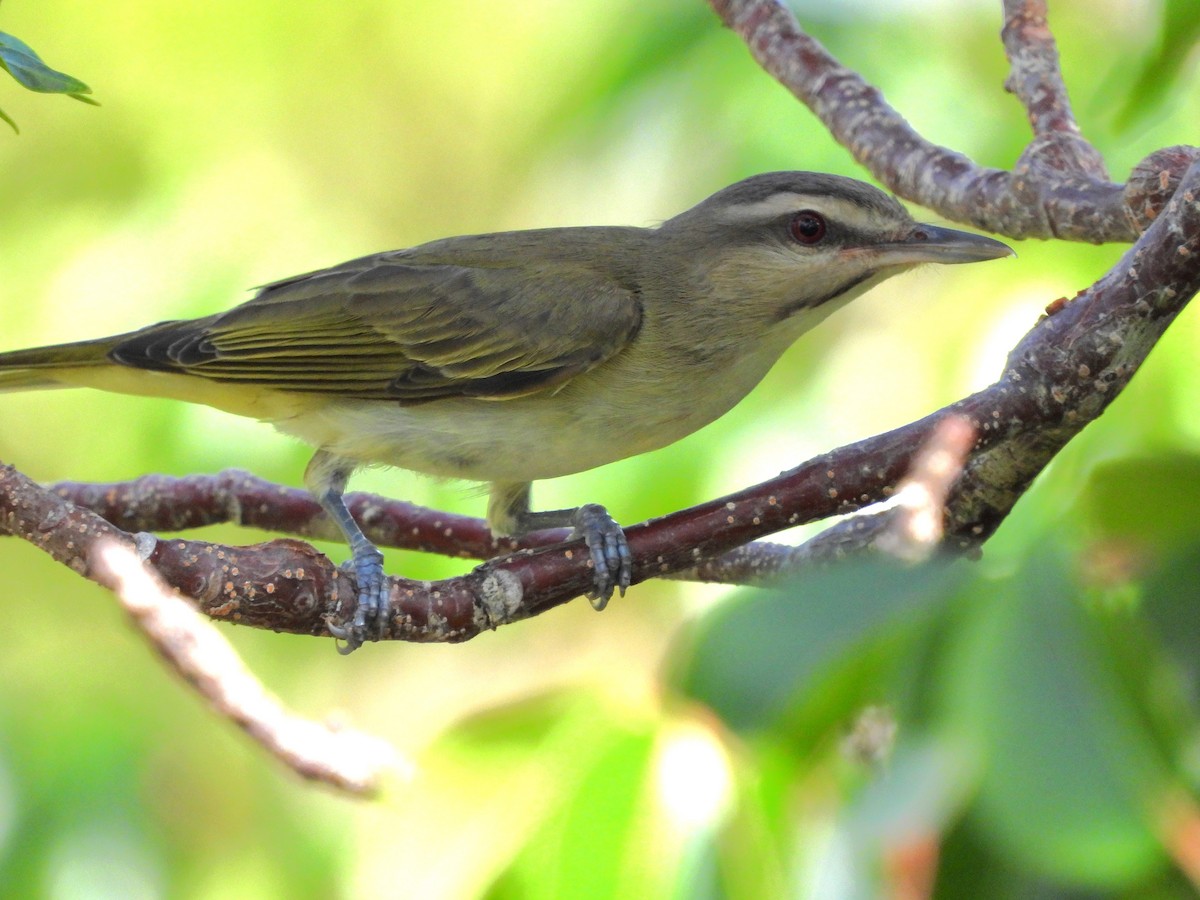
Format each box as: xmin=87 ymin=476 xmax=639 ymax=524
xmin=0 ymin=329 xmax=321 ymax=421
xmin=0 ymin=337 xmax=123 ymax=392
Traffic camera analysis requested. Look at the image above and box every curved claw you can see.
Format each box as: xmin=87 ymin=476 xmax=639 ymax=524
xmin=331 ymin=545 xmax=389 ymax=654
xmin=572 ymin=503 xmax=632 ymax=610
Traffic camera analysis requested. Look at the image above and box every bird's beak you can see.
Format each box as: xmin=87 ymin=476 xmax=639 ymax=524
xmin=866 ymin=223 xmax=1015 ymax=267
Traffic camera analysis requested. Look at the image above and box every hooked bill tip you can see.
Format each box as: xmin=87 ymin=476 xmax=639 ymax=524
xmin=903 ymin=223 xmax=1015 ymax=263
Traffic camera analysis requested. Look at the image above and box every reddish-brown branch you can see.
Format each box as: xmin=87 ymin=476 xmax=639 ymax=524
xmin=37 ymin=470 xmax=524 ymax=561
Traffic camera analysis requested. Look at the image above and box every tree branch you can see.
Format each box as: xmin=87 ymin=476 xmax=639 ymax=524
xmin=4 ymin=4 xmax=1200 ymax=651
xmin=707 ymin=0 xmax=1200 ymax=241
xmin=6 ymin=156 xmax=1200 ymax=642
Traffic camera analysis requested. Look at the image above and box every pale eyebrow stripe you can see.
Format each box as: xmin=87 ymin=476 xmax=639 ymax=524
xmin=715 ymin=194 xmax=882 ymax=231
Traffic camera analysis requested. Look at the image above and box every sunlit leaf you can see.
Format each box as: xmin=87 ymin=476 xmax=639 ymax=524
xmin=508 ymin=730 xmax=657 ymax=897
xmin=465 ymin=693 xmax=664 ymax=898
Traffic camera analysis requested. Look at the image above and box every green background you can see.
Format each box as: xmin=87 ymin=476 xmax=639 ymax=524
xmin=0 ymin=0 xmax=1198 ymax=896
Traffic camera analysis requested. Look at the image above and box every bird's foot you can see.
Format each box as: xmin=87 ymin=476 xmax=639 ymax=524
xmin=571 ymin=503 xmax=631 ymax=610
xmin=327 ymin=544 xmax=389 ymax=654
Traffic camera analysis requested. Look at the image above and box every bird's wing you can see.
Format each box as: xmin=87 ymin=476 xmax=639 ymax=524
xmin=109 ymin=253 xmax=644 ymax=402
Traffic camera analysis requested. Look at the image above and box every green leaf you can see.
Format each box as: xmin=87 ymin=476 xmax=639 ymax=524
xmin=670 ymin=556 xmax=965 ymax=734
xmin=0 ymin=103 xmax=15 ymax=133
xmin=1083 ymin=453 xmax=1200 ymax=550
xmin=0 ymin=31 xmax=93 ymax=97
xmin=1140 ymin=544 xmax=1200 ymax=705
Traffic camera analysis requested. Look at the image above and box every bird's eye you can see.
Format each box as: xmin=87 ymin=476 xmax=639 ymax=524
xmin=789 ymin=210 xmax=826 ymax=245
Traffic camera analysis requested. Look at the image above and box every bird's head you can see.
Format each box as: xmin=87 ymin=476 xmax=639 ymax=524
xmin=660 ymin=172 xmax=1012 ymax=326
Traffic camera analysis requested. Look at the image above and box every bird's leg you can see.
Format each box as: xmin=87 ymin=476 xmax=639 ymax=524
xmin=305 ymin=450 xmax=388 ymax=653
xmin=487 ymin=481 xmax=631 ymax=610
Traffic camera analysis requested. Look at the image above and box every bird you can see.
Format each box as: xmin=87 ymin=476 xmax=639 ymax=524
xmin=0 ymin=172 xmax=1012 ymax=651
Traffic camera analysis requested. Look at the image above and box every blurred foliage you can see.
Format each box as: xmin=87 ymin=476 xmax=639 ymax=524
xmin=1108 ymin=0 xmax=1200 ymax=133
xmin=0 ymin=0 xmax=1198 ymax=897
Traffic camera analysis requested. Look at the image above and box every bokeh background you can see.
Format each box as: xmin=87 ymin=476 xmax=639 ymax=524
xmin=1 ymin=0 xmax=1198 ymax=896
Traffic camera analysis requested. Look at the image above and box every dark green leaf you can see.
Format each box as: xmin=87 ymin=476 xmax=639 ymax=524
xmin=670 ymin=556 xmax=965 ymax=734
xmin=940 ymin=550 xmax=1166 ymax=888
xmin=1140 ymin=544 xmax=1200 ymax=705
xmin=1083 ymin=453 xmax=1200 ymax=550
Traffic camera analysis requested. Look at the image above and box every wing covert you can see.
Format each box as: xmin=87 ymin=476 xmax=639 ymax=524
xmin=109 ymin=252 xmax=644 ymax=402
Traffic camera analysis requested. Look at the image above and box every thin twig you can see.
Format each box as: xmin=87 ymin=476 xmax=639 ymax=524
xmin=877 ymin=415 xmax=976 ymax=562
xmin=1001 ymin=0 xmax=1085 ymax=140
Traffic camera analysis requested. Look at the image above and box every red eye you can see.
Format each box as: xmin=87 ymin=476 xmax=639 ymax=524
xmin=789 ymin=210 xmax=826 ymax=244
